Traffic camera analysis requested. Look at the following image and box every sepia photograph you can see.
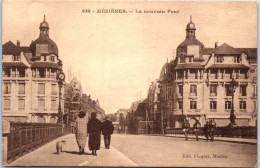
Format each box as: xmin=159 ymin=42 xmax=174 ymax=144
xmin=1 ymin=1 xmax=258 ymax=167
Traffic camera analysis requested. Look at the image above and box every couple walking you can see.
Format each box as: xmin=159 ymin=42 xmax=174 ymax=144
xmin=74 ymin=111 xmax=114 ymax=156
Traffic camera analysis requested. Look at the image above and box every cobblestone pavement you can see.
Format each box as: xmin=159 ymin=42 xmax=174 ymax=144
xmin=9 ymin=133 xmax=257 ymax=167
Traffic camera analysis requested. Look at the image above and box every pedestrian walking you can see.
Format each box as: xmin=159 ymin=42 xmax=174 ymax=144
xmin=209 ymin=120 xmax=217 ymax=142
xmin=182 ymin=119 xmax=190 ymax=141
xmin=101 ymin=116 xmax=114 ymax=149
xmin=193 ymin=120 xmax=201 ymax=141
xmin=87 ymin=112 xmax=102 ymax=156
xmin=74 ymin=111 xmax=88 ymax=155
xmin=204 ymin=121 xmax=210 ymax=141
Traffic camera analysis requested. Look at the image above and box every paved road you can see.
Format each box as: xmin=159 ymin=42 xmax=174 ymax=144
xmin=9 ymin=134 xmax=257 ymax=167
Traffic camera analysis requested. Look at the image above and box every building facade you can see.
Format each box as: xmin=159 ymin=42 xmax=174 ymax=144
xmin=159 ymin=16 xmax=257 ymax=128
xmin=2 ymin=17 xmax=64 ymax=123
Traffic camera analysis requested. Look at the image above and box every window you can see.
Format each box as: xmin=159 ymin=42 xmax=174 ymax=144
xmin=51 ymin=99 xmax=57 ymax=109
xmin=210 ymin=101 xmax=217 ymax=109
xmin=50 ymin=56 xmax=55 ymax=62
xmin=239 ymin=101 xmax=246 ymax=109
xmin=51 ymin=84 xmax=57 ymax=95
xmin=18 ymin=83 xmax=25 ymax=94
xmin=38 ymin=99 xmax=45 ymax=109
xmin=253 ymin=85 xmax=257 ymax=96
xmin=216 ymin=56 xmax=223 ymax=63
xmin=190 ymin=101 xmax=197 ymax=109
xmin=210 ymin=85 xmax=217 ymax=96
xmin=225 ymin=85 xmax=232 ymax=96
xmin=38 ymin=83 xmax=45 ymax=94
xmin=178 ymin=101 xmax=183 ymax=109
xmin=240 ymin=85 xmax=247 ymax=96
xmin=178 ymin=85 xmax=183 ymax=96
xmin=18 ymin=99 xmax=25 ymax=110
xmin=225 ymin=101 xmax=231 ymax=109
xmin=3 ymin=99 xmax=11 ymax=110
xmin=234 ymin=56 xmax=240 ymax=63
xmin=12 ymin=55 xmax=20 ymax=61
xmin=188 ymin=57 xmax=192 ymax=62
xmin=3 ymin=83 xmax=11 ymax=94
xmin=190 ymin=85 xmax=197 ymax=95
xmin=180 ymin=56 xmax=185 ymax=63
xmin=254 ymin=101 xmax=257 ymax=110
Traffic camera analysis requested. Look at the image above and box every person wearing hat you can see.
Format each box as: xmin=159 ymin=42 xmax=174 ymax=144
xmin=87 ymin=112 xmax=102 ymax=155
xmin=101 ymin=116 xmax=114 ymax=149
xmin=74 ymin=111 xmax=88 ymax=155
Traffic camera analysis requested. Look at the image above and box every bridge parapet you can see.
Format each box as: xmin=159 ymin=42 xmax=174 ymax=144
xmin=2 ymin=121 xmax=72 ymax=165
xmin=165 ymin=126 xmax=257 ymax=139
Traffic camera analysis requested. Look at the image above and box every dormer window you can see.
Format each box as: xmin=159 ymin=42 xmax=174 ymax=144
xmin=180 ymin=56 xmax=185 ymax=63
xmin=50 ymin=56 xmax=55 ymax=62
xmin=216 ymin=56 xmax=224 ymax=63
xmin=12 ymin=55 xmax=20 ymax=61
xmin=234 ymin=56 xmax=240 ymax=63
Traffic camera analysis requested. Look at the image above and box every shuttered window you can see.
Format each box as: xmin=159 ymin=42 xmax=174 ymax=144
xmin=38 ymin=83 xmax=45 ymax=94
xmin=18 ymin=99 xmax=25 ymax=110
xmin=4 ymin=99 xmax=11 ymax=110
xmin=38 ymin=99 xmax=45 ymax=108
xmin=18 ymin=83 xmax=25 ymax=94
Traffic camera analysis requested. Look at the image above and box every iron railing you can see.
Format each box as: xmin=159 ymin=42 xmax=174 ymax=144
xmin=165 ymin=126 xmax=257 ymax=139
xmin=2 ymin=122 xmax=72 ymax=163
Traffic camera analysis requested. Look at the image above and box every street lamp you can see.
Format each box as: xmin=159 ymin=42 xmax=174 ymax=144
xmin=229 ymin=78 xmax=238 ymax=125
xmin=57 ymin=60 xmax=65 ymax=123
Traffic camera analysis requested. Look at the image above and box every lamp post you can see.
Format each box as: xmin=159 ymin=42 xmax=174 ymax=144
xmin=229 ymin=78 xmax=238 ymax=125
xmin=57 ymin=60 xmax=65 ymax=123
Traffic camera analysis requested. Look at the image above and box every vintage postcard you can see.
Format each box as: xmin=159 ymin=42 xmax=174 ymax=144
xmin=2 ymin=0 xmax=257 ymax=167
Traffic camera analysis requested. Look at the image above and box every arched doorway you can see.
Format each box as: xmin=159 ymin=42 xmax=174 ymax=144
xmin=50 ymin=117 xmax=57 ymax=123
xmin=38 ymin=116 xmax=46 ymax=123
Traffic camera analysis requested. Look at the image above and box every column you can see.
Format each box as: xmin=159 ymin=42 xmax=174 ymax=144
xmin=15 ymin=67 xmax=18 ymax=77
xmin=187 ymin=69 xmax=190 ymax=79
xmin=197 ymin=70 xmax=199 ymax=79
xmin=10 ymin=67 xmax=13 ymax=77
xmin=45 ymin=68 xmax=48 ymax=78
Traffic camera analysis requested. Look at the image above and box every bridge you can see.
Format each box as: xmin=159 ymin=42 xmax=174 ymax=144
xmin=2 ymin=121 xmax=257 ymax=167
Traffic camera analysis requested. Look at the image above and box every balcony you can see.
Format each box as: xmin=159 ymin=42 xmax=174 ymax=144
xmin=189 ymin=93 xmax=197 ymax=96
xmin=2 ymin=74 xmax=28 ymax=80
xmin=32 ymin=75 xmax=57 ymax=81
xmin=210 ymin=93 xmax=217 ymax=97
xmin=51 ymin=92 xmax=58 ymax=95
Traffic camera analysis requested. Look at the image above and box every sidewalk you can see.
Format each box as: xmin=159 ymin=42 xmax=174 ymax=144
xmin=9 ymin=134 xmax=138 ymax=167
xmin=162 ymin=134 xmax=257 ymax=144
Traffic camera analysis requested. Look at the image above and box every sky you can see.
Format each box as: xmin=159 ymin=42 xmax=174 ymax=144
xmin=2 ymin=1 xmax=257 ymax=114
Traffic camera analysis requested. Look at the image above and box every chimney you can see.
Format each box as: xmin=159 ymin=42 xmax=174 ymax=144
xmin=17 ymin=40 xmax=20 ymax=48
xmin=215 ymin=42 xmax=218 ymax=48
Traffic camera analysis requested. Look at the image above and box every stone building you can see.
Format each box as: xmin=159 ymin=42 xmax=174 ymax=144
xmin=159 ymin=16 xmax=257 ymax=128
xmin=2 ymin=16 xmax=64 ymax=123
xmin=147 ymin=79 xmax=161 ymax=122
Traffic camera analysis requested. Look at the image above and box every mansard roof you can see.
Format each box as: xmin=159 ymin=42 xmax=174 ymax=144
xmin=214 ymin=43 xmax=241 ymax=55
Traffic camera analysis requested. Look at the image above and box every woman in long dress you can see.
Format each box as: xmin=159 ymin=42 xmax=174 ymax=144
xmin=75 ymin=111 xmax=88 ymax=155
xmin=87 ymin=112 xmax=102 ymax=155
